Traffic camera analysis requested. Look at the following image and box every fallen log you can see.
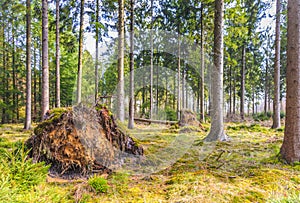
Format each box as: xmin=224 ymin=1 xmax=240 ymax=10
xmin=134 ymin=118 xmax=178 ymax=125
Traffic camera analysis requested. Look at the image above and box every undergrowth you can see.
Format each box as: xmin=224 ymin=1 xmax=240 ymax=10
xmin=0 ymin=122 xmax=300 ymax=202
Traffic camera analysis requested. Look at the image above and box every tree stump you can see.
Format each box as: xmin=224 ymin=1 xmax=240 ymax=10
xmin=26 ymin=105 xmax=143 ymax=178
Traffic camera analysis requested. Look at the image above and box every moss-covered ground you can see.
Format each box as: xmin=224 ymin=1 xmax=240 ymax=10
xmin=0 ymin=122 xmax=299 ymax=202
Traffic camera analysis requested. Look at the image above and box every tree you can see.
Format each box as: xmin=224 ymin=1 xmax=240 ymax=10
xmin=204 ymin=0 xmax=227 ymax=141
xmin=95 ymin=0 xmax=100 ymax=103
xmin=240 ymin=45 xmax=245 ymax=120
xmin=149 ymin=0 xmax=154 ymax=119
xmin=280 ymin=0 xmax=300 ymax=163
xmin=42 ymin=0 xmax=49 ymax=119
xmin=128 ymin=0 xmax=135 ymax=129
xmin=117 ymin=0 xmax=125 ymax=121
xmin=272 ymin=0 xmax=281 ymax=129
xmin=24 ymin=0 xmax=31 ymax=129
xmin=55 ymin=0 xmax=61 ymax=108
xmin=77 ymin=0 xmax=85 ymax=104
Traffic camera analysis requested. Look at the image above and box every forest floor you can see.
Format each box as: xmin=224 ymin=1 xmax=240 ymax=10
xmin=0 ymin=120 xmax=300 ymax=203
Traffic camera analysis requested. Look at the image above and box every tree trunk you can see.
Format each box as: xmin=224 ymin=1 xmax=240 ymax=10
xmin=117 ymin=0 xmax=125 ymax=121
xmin=76 ymin=0 xmax=85 ymax=104
xmin=42 ymin=0 xmax=49 ymax=120
xmin=25 ymin=0 xmax=31 ymax=129
xmin=177 ymin=32 xmax=181 ymax=120
xmin=149 ymin=0 xmax=154 ymax=119
xmin=12 ymin=26 xmax=16 ymax=123
xmin=264 ymin=57 xmax=268 ymax=114
xmin=200 ymin=4 xmax=205 ymax=122
xmin=272 ymin=0 xmax=281 ymax=129
xmin=240 ymin=45 xmax=246 ymax=120
xmin=128 ymin=0 xmax=135 ymax=129
xmin=280 ymin=0 xmax=300 ymax=163
xmin=33 ymin=43 xmax=37 ymax=121
xmin=95 ymin=0 xmax=99 ymax=103
xmin=55 ymin=0 xmax=61 ymax=108
xmin=233 ymin=67 xmax=236 ymax=114
xmin=205 ymin=0 xmax=227 ymax=142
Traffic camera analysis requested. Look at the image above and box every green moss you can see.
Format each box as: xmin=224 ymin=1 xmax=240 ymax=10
xmin=34 ymin=108 xmax=69 ymax=135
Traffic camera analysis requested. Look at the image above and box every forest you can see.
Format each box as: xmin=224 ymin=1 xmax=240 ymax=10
xmin=0 ymin=0 xmax=300 ymax=202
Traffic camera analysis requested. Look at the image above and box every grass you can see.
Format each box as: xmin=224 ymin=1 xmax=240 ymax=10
xmin=0 ymin=121 xmax=300 ymax=202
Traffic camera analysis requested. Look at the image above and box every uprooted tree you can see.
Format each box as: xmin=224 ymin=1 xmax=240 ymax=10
xmin=26 ymin=105 xmax=143 ymax=178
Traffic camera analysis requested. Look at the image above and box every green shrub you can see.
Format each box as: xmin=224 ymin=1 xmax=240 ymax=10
xmin=0 ymin=142 xmax=49 ymax=191
xmin=88 ymin=176 xmax=109 ymax=193
xmin=253 ymin=112 xmax=272 ymax=121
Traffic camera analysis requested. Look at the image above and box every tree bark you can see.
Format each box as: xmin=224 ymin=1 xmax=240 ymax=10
xmin=76 ymin=0 xmax=85 ymax=104
xmin=240 ymin=45 xmax=246 ymax=120
xmin=205 ymin=0 xmax=227 ymax=142
xmin=128 ymin=0 xmax=135 ymax=129
xmin=264 ymin=57 xmax=268 ymax=114
xmin=117 ymin=0 xmax=125 ymax=121
xmin=280 ymin=0 xmax=300 ymax=163
xmin=149 ymin=0 xmax=154 ymax=119
xmin=272 ymin=0 xmax=281 ymax=129
xmin=25 ymin=0 xmax=31 ymax=129
xmin=55 ymin=0 xmax=61 ymax=108
xmin=42 ymin=0 xmax=49 ymax=120
xmin=177 ymin=32 xmax=181 ymax=120
xmin=200 ymin=3 xmax=205 ymax=122
xmin=95 ymin=0 xmax=99 ymax=103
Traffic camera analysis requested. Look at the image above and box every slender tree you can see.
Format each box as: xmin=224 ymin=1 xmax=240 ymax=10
xmin=204 ymin=0 xmax=227 ymax=141
xmin=25 ymin=0 xmax=31 ymax=129
xmin=55 ymin=0 xmax=61 ymax=108
xmin=240 ymin=45 xmax=246 ymax=120
xmin=42 ymin=0 xmax=49 ymax=119
xmin=272 ymin=0 xmax=281 ymax=129
xmin=200 ymin=3 xmax=205 ymax=122
xmin=128 ymin=0 xmax=135 ymax=129
xmin=280 ymin=0 xmax=300 ymax=163
xmin=149 ymin=0 xmax=154 ymax=119
xmin=77 ymin=0 xmax=85 ymax=104
xmin=117 ymin=0 xmax=125 ymax=121
xmin=95 ymin=0 xmax=99 ymax=103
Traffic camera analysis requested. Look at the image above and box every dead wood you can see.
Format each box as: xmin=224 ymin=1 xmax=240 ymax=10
xmin=26 ymin=105 xmax=143 ymax=178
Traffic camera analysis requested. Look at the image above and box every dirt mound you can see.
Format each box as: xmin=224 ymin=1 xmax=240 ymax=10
xmin=26 ymin=105 xmax=143 ymax=178
xmin=179 ymin=109 xmax=203 ymax=129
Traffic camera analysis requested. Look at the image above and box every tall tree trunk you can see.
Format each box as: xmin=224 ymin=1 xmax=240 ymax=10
xmin=280 ymin=0 xmax=300 ymax=163
xmin=55 ymin=0 xmax=61 ymax=107
xmin=117 ymin=0 xmax=125 ymax=121
xmin=240 ymin=45 xmax=246 ymax=120
xmin=33 ymin=43 xmax=37 ymax=120
xmin=128 ymin=0 xmax=135 ymax=129
xmin=264 ymin=57 xmax=268 ymax=114
xmin=272 ymin=0 xmax=281 ymax=129
xmin=229 ymin=65 xmax=232 ymax=114
xmin=12 ymin=26 xmax=16 ymax=123
xmin=177 ymin=31 xmax=181 ymax=120
xmin=233 ymin=67 xmax=236 ymax=114
xmin=42 ymin=0 xmax=49 ymax=119
xmin=76 ymin=0 xmax=85 ymax=104
xmin=205 ymin=0 xmax=227 ymax=141
xmin=95 ymin=0 xmax=99 ymax=103
xmin=200 ymin=4 xmax=205 ymax=122
xmin=25 ymin=0 xmax=31 ymax=129
xmin=1 ymin=20 xmax=5 ymax=123
xmin=149 ymin=0 xmax=154 ymax=119
xmin=182 ymin=67 xmax=185 ymax=109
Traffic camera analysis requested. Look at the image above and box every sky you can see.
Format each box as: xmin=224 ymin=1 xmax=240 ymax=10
xmin=84 ymin=0 xmax=277 ymax=59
